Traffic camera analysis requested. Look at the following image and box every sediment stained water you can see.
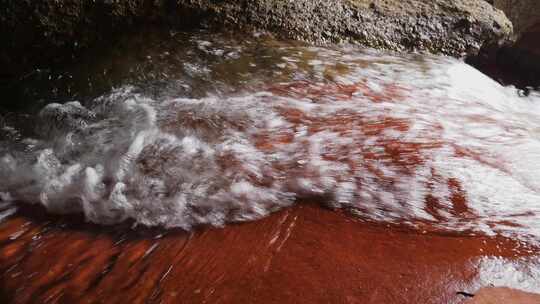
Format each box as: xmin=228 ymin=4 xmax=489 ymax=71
xmin=1 ymin=29 xmax=540 ymax=245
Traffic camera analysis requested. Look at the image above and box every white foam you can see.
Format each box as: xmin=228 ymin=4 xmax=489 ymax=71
xmin=477 ymin=256 xmax=540 ymax=293
xmin=1 ymin=47 xmax=539 ymax=242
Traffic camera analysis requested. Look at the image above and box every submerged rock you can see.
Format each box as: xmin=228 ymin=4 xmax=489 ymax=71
xmin=1 ymin=205 xmax=539 ymax=303
xmin=0 ymin=0 xmax=512 ymax=78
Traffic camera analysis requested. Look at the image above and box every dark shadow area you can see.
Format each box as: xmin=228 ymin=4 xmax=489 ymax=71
xmin=0 ymin=286 xmax=9 ymax=304
xmin=467 ymin=22 xmax=540 ymax=90
xmin=0 ymin=0 xmax=216 ymax=81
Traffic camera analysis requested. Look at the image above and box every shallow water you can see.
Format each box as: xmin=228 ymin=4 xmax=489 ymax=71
xmin=1 ymin=29 xmax=539 ymax=244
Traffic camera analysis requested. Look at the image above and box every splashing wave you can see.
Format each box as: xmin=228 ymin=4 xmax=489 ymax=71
xmin=1 ymin=48 xmax=540 ymax=240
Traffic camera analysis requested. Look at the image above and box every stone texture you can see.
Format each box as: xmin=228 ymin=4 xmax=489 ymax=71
xmin=0 ymin=0 xmax=512 ymax=78
xmin=492 ymin=0 xmax=540 ymax=36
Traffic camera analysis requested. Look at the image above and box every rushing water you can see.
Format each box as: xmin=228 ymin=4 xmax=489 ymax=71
xmin=0 ymin=30 xmax=539 ymax=243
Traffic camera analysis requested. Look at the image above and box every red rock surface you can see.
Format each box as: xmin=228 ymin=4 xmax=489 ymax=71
xmin=1 ymin=204 xmax=538 ymax=304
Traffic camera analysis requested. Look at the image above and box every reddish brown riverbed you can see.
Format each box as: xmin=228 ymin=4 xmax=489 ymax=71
xmin=1 ymin=204 xmax=538 ymax=304
xmin=2 ymin=29 xmax=540 ymax=304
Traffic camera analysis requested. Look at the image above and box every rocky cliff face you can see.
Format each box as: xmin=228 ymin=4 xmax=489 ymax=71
xmin=0 ymin=0 xmax=512 ymax=78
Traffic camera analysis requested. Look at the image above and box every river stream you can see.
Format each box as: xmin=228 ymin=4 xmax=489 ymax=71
xmin=1 ymin=29 xmax=539 ymax=246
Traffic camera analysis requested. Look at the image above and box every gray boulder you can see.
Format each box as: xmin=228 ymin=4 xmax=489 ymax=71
xmin=0 ymin=0 xmax=512 ymax=77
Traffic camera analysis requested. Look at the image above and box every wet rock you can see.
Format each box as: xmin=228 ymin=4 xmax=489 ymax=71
xmin=183 ymin=0 xmax=512 ymax=56
xmin=468 ymin=22 xmax=540 ymax=88
xmin=0 ymin=0 xmax=512 ymax=78
xmin=469 ymin=1 xmax=540 ymax=87
xmin=1 ymin=204 xmax=539 ymax=303
xmin=496 ymin=23 xmax=540 ymax=87
xmin=491 ymin=0 xmax=540 ymax=37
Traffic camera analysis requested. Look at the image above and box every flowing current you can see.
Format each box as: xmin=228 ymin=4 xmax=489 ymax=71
xmin=1 ymin=31 xmax=539 ymax=242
